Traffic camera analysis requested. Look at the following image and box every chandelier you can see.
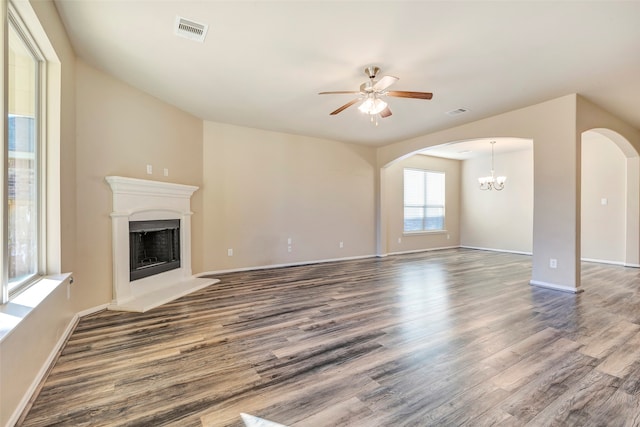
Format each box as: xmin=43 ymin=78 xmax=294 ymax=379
xmin=478 ymin=141 xmax=506 ymax=191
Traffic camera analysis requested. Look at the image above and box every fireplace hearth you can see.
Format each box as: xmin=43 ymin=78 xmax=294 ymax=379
xmin=106 ymin=176 xmax=219 ymax=312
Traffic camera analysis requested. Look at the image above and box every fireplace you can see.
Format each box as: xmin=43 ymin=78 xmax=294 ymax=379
xmin=106 ymin=176 xmax=219 ymax=312
xmin=129 ymin=219 xmax=181 ymax=281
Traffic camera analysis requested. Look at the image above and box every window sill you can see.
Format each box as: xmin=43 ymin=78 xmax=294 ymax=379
xmin=0 ymin=273 xmax=72 ymax=343
xmin=403 ymin=230 xmax=448 ymax=236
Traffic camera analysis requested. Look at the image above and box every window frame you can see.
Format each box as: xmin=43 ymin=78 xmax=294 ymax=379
xmin=2 ymin=2 xmax=47 ymax=303
xmin=403 ymin=167 xmax=446 ymax=233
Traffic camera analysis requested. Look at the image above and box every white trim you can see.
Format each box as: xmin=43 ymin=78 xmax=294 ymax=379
xmin=3 ymin=0 xmax=63 ymax=303
xmin=105 ymin=176 xmax=198 ymax=200
xmin=460 ymin=245 xmax=533 ymax=256
xmin=4 ymin=301 xmax=119 ymax=426
xmin=581 ymin=257 xmax=626 ymax=266
xmin=529 ymin=280 xmax=583 ymax=294
xmin=624 ymin=263 xmax=640 ymax=268
xmin=197 ymin=248 xmax=474 ymax=277
xmin=0 ymin=273 xmax=71 ymax=342
xmin=195 ymin=254 xmax=377 ymax=277
xmin=6 ymin=311 xmax=78 ymax=427
xmin=0 ymin=0 xmax=7 ymax=304
xmin=403 ymin=230 xmax=449 ymax=236
xmin=77 ymin=303 xmax=110 ymax=318
xmin=386 ymin=245 xmax=459 ymax=256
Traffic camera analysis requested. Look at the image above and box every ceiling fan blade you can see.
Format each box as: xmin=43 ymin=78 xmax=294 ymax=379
xmin=319 ymin=91 xmax=361 ymax=95
xmin=330 ymin=98 xmax=361 ymax=115
xmin=373 ymin=75 xmax=399 ymax=91
xmin=387 ymin=91 xmax=433 ymax=100
xmin=380 ymin=106 xmax=392 ymax=118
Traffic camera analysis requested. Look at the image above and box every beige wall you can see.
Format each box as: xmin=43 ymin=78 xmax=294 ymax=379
xmin=202 ymin=121 xmax=377 ymax=271
xmin=384 ymin=154 xmax=460 ymax=253
xmin=461 ymin=148 xmax=533 ymax=253
xmin=74 ymin=60 xmax=204 ymax=310
xmin=581 ymin=132 xmax=626 ymax=263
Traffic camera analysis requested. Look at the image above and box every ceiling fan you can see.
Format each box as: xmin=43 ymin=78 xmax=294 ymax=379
xmin=319 ymin=66 xmax=433 ymax=124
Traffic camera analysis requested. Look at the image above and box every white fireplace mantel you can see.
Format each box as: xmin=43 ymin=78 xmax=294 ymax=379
xmin=105 ymin=176 xmax=218 ymax=312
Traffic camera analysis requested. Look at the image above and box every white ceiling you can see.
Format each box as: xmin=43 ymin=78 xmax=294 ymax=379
xmin=419 ymin=137 xmax=532 ymax=160
xmin=53 ymin=1 xmax=640 ymax=147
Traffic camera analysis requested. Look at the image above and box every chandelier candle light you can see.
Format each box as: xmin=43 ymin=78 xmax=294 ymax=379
xmin=478 ymin=141 xmax=506 ymax=191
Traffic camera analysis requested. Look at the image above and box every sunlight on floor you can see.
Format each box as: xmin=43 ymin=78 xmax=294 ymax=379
xmin=241 ymin=413 xmax=288 ymax=427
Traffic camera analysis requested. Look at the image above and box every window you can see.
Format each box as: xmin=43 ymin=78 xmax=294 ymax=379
xmin=3 ymin=5 xmax=46 ymax=302
xmin=403 ymin=168 xmax=445 ymax=232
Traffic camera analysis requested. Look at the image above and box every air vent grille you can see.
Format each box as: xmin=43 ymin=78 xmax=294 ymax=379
xmin=446 ymin=108 xmax=469 ymax=116
xmin=175 ymin=16 xmax=208 ymax=42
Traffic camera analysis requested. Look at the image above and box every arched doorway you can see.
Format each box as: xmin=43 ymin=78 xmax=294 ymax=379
xmin=581 ymin=128 xmax=640 ymax=267
xmin=379 ymin=137 xmax=533 ymax=256
xmin=374 ymin=95 xmax=640 ymax=293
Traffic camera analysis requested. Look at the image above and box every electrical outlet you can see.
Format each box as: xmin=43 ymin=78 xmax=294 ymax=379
xmin=550 ymin=258 xmax=557 ymax=269
xmin=227 ymin=248 xmax=233 ymax=256
xmin=288 ymin=246 xmax=292 ymax=253
xmin=287 ymin=237 xmax=292 ymax=245
xmin=398 ymin=237 xmax=401 ymax=243
xmin=339 ymin=241 xmax=344 ymax=248
xmin=164 ymin=168 xmax=169 ymax=177
xmin=146 ymin=164 xmax=153 ymax=174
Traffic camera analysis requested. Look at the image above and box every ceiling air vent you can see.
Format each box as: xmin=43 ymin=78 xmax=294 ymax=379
xmin=446 ymin=108 xmax=469 ymax=116
xmin=174 ymin=16 xmax=208 ymax=42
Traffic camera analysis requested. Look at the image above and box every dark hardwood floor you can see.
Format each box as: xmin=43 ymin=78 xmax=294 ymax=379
xmin=18 ymin=248 xmax=640 ymax=426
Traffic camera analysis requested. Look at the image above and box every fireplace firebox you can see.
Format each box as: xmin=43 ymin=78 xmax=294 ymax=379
xmin=129 ymin=219 xmax=180 ymax=281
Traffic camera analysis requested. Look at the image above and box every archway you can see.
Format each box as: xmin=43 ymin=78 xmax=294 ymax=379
xmin=377 ymin=95 xmax=586 ymax=293
xmin=379 ymin=137 xmax=533 ymax=256
xmin=373 ymin=95 xmax=640 ymax=294
xmin=581 ymin=128 xmax=640 ymax=267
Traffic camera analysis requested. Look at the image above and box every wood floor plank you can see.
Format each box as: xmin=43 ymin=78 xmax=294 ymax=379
xmin=596 ymin=329 xmax=640 ymax=378
xmin=17 ymin=249 xmax=640 ymax=426
xmin=498 ymin=350 xmax=598 ymax=423
xmin=524 ymin=370 xmax=622 ymax=426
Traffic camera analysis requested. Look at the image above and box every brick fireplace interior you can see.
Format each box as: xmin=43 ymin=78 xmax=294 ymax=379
xmin=129 ymin=219 xmax=181 ymax=281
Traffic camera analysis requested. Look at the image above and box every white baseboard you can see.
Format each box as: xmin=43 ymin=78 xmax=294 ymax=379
xmin=460 ymin=245 xmax=533 ymax=256
xmin=386 ymin=245 xmax=460 ymax=256
xmin=7 ymin=315 xmax=78 ymax=427
xmin=6 ymin=302 xmax=110 ymax=427
xmin=77 ymin=303 xmax=110 ymax=317
xmin=198 ymin=247 xmax=525 ymax=276
xmin=581 ymin=257 xmax=626 ymax=266
xmin=529 ymin=280 xmax=583 ymax=294
xmin=196 ymin=254 xmax=377 ymax=277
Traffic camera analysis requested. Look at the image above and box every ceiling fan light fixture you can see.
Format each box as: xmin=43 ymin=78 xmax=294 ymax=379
xmin=319 ymin=66 xmax=432 ymax=120
xmin=358 ymin=97 xmax=387 ymax=115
